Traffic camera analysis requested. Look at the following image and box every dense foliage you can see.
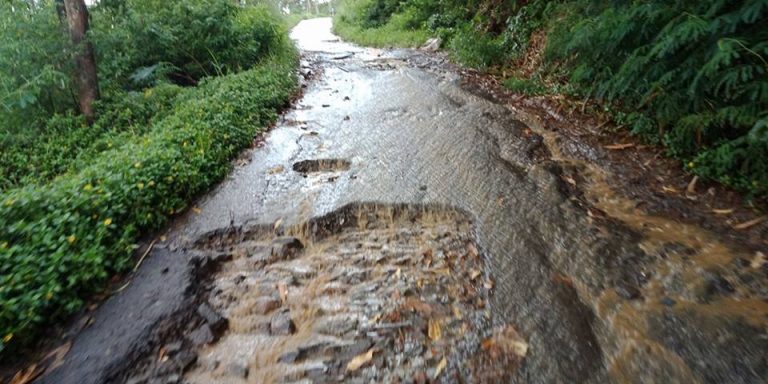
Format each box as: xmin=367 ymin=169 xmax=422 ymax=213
xmin=334 ymin=0 xmax=768 ymax=199
xmin=333 ymin=0 xmax=430 ymax=47
xmin=0 ymin=0 xmax=298 ymax=353
xmin=1 ymin=0 xmax=288 ymax=190
xmin=547 ymin=0 xmax=768 ymax=197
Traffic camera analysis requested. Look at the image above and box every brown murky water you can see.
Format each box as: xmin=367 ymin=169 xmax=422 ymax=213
xmin=183 ymin=204 xmax=526 ymax=383
xmin=511 ymin=104 xmax=768 ymax=383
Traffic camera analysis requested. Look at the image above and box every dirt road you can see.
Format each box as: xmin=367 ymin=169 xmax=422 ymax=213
xmin=32 ymin=18 xmax=767 ymax=384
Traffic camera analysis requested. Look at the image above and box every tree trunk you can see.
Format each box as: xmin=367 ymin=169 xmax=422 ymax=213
xmin=63 ymin=0 xmax=98 ymax=123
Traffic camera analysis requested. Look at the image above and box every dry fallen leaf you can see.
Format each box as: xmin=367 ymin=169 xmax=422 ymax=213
xmin=604 ymin=143 xmax=635 ymax=150
xmin=686 ymin=175 xmax=699 ymax=194
xmin=561 ymin=175 xmax=577 ymax=186
xmin=433 ymin=357 xmax=447 ymax=379
xmin=469 ymin=269 xmax=482 ymax=280
xmin=712 ymin=208 xmax=734 ymax=215
xmin=403 ymin=297 xmax=432 ymax=315
xmin=192 ymin=207 xmax=202 ymax=214
xmin=751 ymin=252 xmax=766 ymax=269
xmin=41 ymin=341 xmax=72 ymax=375
xmin=661 ymin=186 xmax=680 ymax=193
xmin=586 ymin=207 xmax=607 ymax=219
xmin=268 ymin=165 xmax=285 ymax=174
xmin=346 ymin=348 xmax=375 ymax=371
xmin=452 ymin=305 xmax=463 ymax=320
xmin=277 ymin=282 xmax=288 ymax=304
xmin=733 ymin=215 xmax=767 ymax=230
xmin=10 ymin=364 xmax=42 ymax=384
xmin=428 ymin=318 xmax=442 ymax=341
xmin=467 ymin=243 xmax=479 ymax=259
xmin=273 ymin=218 xmax=283 ymax=231
xmin=510 ymin=339 xmax=529 ymax=357
xmin=158 ymin=345 xmax=169 ymax=362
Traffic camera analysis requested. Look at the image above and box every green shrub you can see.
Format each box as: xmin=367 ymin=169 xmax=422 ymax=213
xmin=0 ymin=84 xmax=183 ymax=190
xmin=0 ymin=1 xmax=75 ymax=128
xmin=0 ymin=46 xmax=298 ymax=354
xmin=450 ymin=25 xmax=508 ymax=68
xmin=547 ymin=0 xmax=768 ymax=197
xmin=334 ymin=0 xmax=431 ymax=47
xmin=1 ymin=1 xmax=289 ymax=191
xmin=93 ymin=0 xmax=286 ymax=88
xmin=503 ymin=76 xmax=547 ymax=96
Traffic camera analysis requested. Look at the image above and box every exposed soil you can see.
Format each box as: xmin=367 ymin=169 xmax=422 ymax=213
xmin=456 ymin=65 xmax=768 ymax=252
xmin=293 ymin=159 xmax=352 ymax=174
xmin=107 ymin=204 xmax=527 ymax=384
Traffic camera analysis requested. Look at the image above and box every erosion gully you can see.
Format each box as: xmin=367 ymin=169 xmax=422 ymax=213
xmin=28 ymin=18 xmax=766 ymax=384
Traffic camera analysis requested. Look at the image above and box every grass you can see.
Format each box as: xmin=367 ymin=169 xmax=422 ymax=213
xmin=333 ymin=19 xmax=429 ymax=47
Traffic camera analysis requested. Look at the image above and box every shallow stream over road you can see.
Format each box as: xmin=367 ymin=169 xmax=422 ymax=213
xmin=38 ymin=18 xmax=767 ymax=384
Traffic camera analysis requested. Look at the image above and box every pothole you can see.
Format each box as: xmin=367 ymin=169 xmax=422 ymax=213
xmin=165 ymin=203 xmax=529 ymax=383
xmin=292 ymin=159 xmax=351 ymax=174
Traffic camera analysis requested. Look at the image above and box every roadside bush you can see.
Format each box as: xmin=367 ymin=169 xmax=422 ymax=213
xmin=547 ymin=0 xmax=768 ymax=197
xmin=334 ymin=0 xmax=430 ymax=47
xmin=0 ymin=44 xmax=298 ymax=354
xmin=0 ymin=85 xmax=182 ymax=190
xmin=93 ymin=0 xmax=285 ymax=89
xmin=450 ymin=25 xmax=507 ymax=68
xmin=503 ymin=76 xmax=547 ymax=96
xmin=0 ymin=1 xmax=75 ymax=132
xmin=1 ymin=1 xmax=287 ymax=191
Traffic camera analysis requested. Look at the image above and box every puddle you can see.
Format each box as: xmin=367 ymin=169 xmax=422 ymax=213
xmin=293 ymin=159 xmax=351 ymax=174
xmin=180 ymin=203 xmax=527 ymax=383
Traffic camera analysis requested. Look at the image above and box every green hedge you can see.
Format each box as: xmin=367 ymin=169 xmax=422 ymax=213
xmin=0 ymin=47 xmax=298 ymax=353
xmin=0 ymin=85 xmax=182 ymax=190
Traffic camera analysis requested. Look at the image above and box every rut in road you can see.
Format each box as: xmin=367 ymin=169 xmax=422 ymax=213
xmin=181 ymin=203 xmax=526 ymax=383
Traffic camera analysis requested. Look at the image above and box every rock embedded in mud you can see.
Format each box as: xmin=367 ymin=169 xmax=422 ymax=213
xmin=197 ymin=303 xmax=228 ymax=335
xmin=188 ymin=324 xmax=215 ymax=346
xmin=278 ymin=349 xmax=300 ymax=363
xmin=252 ymin=296 xmax=281 ymax=315
xmin=175 ymin=350 xmax=198 ymax=372
xmin=661 ymin=297 xmax=677 ymax=307
xmin=271 ymin=309 xmax=296 ymax=335
xmin=313 ymin=315 xmax=358 ymax=336
xmin=420 ymin=37 xmax=442 ymax=52
xmin=152 ymin=374 xmax=181 ymax=384
xmin=227 ymin=362 xmax=249 ymax=378
xmin=270 ymin=236 xmax=304 ymax=260
xmin=614 ymin=281 xmax=641 ymax=300
xmin=163 ymin=341 xmax=183 ymax=356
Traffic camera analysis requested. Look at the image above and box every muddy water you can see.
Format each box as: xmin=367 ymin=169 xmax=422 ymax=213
xmin=38 ymin=17 xmax=766 ymax=384
xmin=183 ymin=204 xmax=526 ymax=383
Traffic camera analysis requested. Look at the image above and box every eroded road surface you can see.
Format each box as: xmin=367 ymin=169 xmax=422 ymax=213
xmin=36 ymin=18 xmax=766 ymax=384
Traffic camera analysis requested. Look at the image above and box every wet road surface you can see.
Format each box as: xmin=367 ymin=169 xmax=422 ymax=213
xmin=36 ymin=18 xmax=767 ymax=384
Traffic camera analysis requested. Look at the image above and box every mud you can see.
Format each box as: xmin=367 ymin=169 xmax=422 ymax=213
xmin=181 ymin=203 xmax=522 ymax=383
xmin=14 ymin=17 xmax=767 ymax=384
xmin=293 ymin=159 xmax=351 ymax=174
